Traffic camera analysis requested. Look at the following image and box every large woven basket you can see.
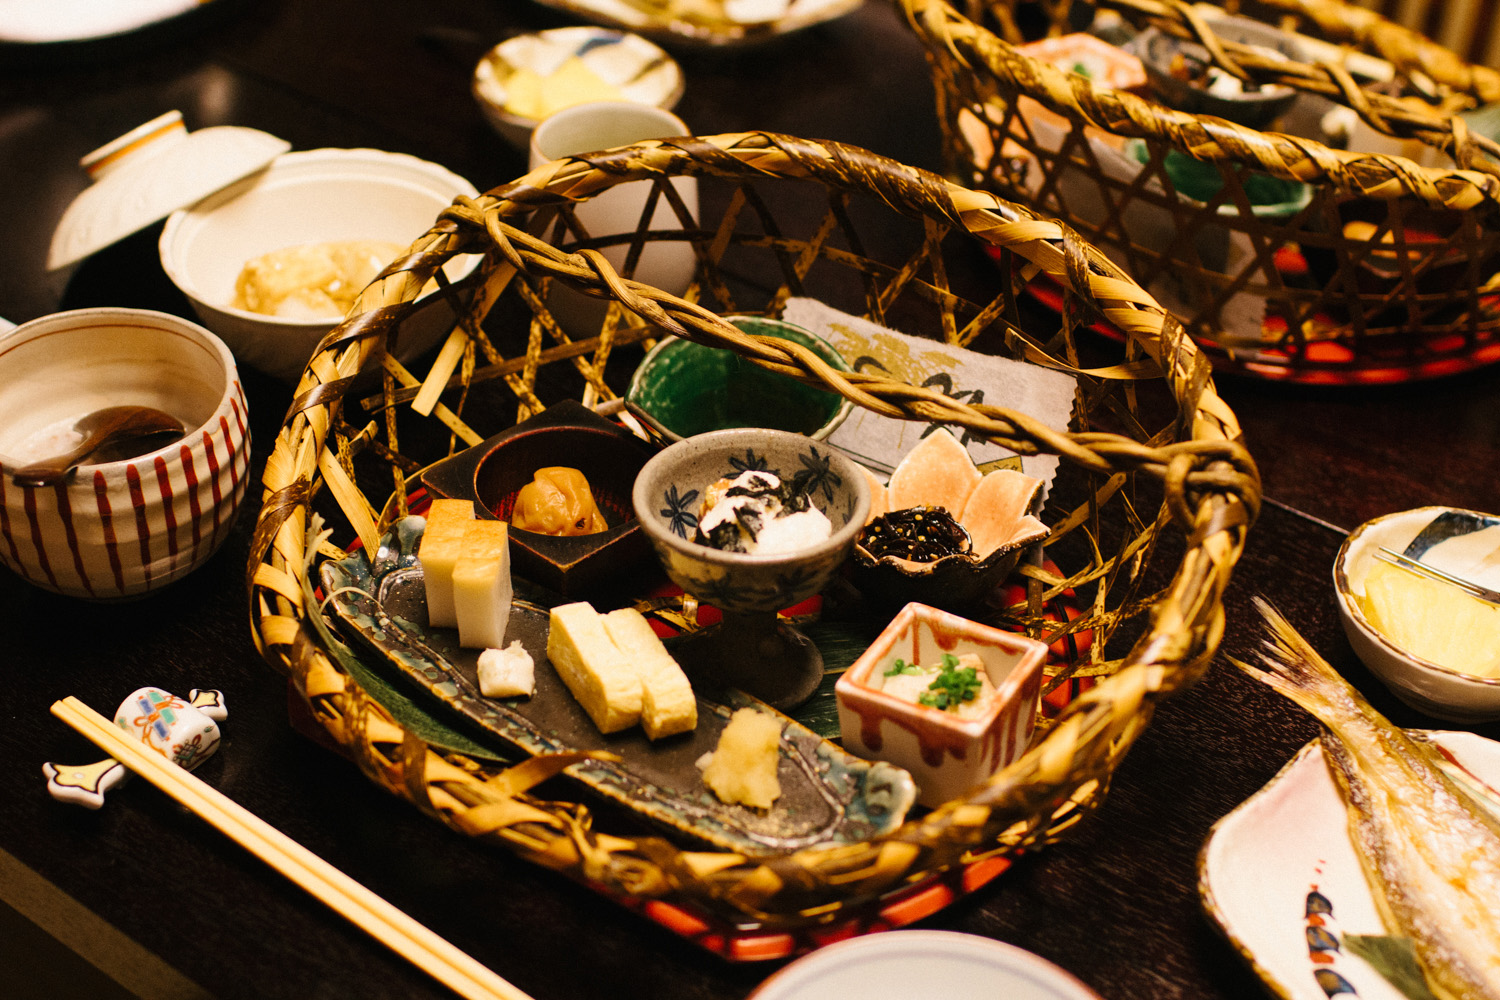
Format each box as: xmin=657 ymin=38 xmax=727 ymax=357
xmin=905 ymin=0 xmax=1500 ymax=383
xmin=248 ymin=131 xmax=1259 ymax=958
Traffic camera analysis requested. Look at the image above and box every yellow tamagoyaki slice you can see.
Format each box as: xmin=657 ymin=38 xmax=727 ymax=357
xmin=452 ymin=520 xmax=512 ymax=650
xmin=601 ymin=608 xmax=696 ymax=740
xmin=546 ymin=602 xmax=643 ymax=734
xmin=417 ymin=499 xmax=475 ymax=629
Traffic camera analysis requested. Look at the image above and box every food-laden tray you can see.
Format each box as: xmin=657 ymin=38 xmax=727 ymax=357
xmin=319 ymin=516 xmax=916 ymax=856
xmin=1198 ymin=730 xmax=1500 ymax=1000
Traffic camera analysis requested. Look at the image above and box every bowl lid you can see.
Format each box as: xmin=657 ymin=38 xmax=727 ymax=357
xmin=47 ymin=110 xmax=290 ymax=271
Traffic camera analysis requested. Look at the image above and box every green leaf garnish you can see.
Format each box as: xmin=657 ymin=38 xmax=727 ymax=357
xmin=884 ymin=658 xmax=923 ymax=677
xmin=917 ymin=653 xmax=982 ymax=711
xmin=1344 ymin=934 xmax=1440 ymax=1000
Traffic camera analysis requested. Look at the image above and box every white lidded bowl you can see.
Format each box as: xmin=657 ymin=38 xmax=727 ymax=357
xmin=0 ymin=308 xmax=250 ymax=600
xmin=1334 ymin=505 xmax=1500 ymax=722
xmin=159 ymin=147 xmax=481 ymax=382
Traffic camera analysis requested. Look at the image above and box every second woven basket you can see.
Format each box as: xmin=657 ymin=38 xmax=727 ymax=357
xmin=905 ymin=0 xmax=1500 ymax=382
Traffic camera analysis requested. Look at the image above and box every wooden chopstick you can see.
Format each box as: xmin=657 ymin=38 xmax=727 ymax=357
xmin=50 ymin=696 xmax=534 ymax=1000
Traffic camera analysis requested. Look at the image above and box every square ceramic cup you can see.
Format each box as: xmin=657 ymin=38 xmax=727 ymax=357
xmin=836 ymin=602 xmax=1048 ymax=807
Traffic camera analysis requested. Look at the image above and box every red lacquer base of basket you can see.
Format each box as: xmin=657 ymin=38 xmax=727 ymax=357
xmin=1006 ymin=250 xmax=1500 ymax=386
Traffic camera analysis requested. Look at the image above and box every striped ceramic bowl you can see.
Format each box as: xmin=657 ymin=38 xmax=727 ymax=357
xmin=0 ymin=308 xmax=250 ymax=600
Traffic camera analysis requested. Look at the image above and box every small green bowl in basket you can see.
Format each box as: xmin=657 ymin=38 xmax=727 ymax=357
xmin=625 ymin=315 xmax=854 ymax=446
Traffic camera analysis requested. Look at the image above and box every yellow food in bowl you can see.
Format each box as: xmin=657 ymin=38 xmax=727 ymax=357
xmin=504 ymin=57 xmax=622 ymax=120
xmin=1359 ymin=560 xmax=1500 ymax=678
xmin=232 ymin=239 xmax=406 ymax=320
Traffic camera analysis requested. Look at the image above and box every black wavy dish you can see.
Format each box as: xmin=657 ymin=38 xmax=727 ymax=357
xmin=319 ymin=518 xmax=916 ymax=856
xmin=419 ymin=399 xmax=658 ymax=596
xmin=851 ymin=522 xmax=1049 ymax=610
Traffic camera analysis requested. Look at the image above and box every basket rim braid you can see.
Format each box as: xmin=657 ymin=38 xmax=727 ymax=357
xmin=248 ymin=130 xmax=1260 ymax=929
xmin=904 ymin=0 xmax=1500 ymax=379
xmin=910 ymin=0 xmax=1500 ymax=201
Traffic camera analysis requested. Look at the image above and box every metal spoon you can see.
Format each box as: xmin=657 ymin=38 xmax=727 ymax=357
xmin=9 ymin=405 xmax=186 ymax=487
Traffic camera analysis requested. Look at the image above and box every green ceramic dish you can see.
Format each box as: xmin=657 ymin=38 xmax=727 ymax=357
xmin=625 ymin=315 xmax=854 ymax=445
xmin=1127 ymin=140 xmax=1312 ymax=220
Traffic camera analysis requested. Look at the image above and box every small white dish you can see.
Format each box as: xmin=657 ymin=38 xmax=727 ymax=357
xmin=472 ymin=27 xmax=683 ymax=149
xmin=47 ymin=110 xmax=290 ymax=271
xmin=1198 ymin=730 xmax=1500 ymax=1000
xmin=1334 ymin=506 xmax=1500 ymax=722
xmin=748 ymin=929 xmax=1102 ymax=1000
xmin=0 ymin=0 xmax=217 ymax=44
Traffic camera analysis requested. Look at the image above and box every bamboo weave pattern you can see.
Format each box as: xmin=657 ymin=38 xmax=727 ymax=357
xmin=909 ymin=0 xmax=1500 ymax=380
xmin=248 ymin=131 xmax=1258 ymax=926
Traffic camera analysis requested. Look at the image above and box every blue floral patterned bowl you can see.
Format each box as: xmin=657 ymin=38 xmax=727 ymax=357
xmin=632 ymin=428 xmax=868 ymax=614
xmin=631 ymin=428 xmax=870 ymax=708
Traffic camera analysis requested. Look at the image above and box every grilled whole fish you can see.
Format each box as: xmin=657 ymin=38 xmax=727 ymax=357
xmin=1236 ymin=599 xmax=1500 ymax=1000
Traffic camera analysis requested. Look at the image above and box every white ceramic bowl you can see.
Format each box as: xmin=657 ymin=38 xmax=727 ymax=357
xmin=0 ymin=308 xmax=250 ymax=600
xmin=159 ymin=148 xmax=481 ymax=382
xmin=472 ymin=26 xmax=684 ymax=150
xmin=1334 ymin=506 xmax=1500 ymax=722
xmin=748 ymin=930 xmax=1102 ymax=1000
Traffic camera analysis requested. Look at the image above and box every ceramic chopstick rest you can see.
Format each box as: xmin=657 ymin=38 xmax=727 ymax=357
xmin=44 ymin=687 xmax=227 ymax=809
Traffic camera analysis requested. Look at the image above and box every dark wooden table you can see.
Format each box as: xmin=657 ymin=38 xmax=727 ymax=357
xmin=2 ymin=2 xmax=1498 ymax=998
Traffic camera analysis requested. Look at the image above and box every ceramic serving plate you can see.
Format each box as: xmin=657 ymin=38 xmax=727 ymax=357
xmin=1199 ymin=730 xmax=1500 ymax=1000
xmin=320 ymin=517 xmax=915 ymax=855
xmin=748 ymin=929 xmax=1103 ymax=999
xmin=529 ymin=0 xmax=861 ymax=47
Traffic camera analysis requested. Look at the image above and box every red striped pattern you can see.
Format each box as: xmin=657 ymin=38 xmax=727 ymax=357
xmin=4 ymin=379 xmax=250 ymax=600
xmin=94 ymin=470 xmax=125 ymax=595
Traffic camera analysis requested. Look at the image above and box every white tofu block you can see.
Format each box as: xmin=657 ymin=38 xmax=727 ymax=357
xmin=477 ymin=641 xmax=535 ymax=698
xmin=453 ymin=520 xmax=512 ymax=650
xmin=417 ymin=499 xmax=475 ymax=629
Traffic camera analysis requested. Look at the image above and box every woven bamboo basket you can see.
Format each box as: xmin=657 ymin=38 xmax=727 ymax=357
xmin=248 ymin=131 xmax=1259 ymax=956
xmin=905 ymin=0 xmax=1500 ymax=383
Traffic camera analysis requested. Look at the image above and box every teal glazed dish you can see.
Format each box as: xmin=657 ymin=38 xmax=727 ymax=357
xmin=625 ymin=315 xmax=854 ymax=446
xmin=1127 ymin=141 xmax=1312 ymax=220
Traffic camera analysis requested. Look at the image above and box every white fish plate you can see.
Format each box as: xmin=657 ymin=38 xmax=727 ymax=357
xmin=1199 ymin=730 xmax=1500 ymax=1000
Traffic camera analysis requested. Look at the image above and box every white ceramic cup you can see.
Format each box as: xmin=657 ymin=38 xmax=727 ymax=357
xmin=528 ymin=102 xmax=699 ymax=333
